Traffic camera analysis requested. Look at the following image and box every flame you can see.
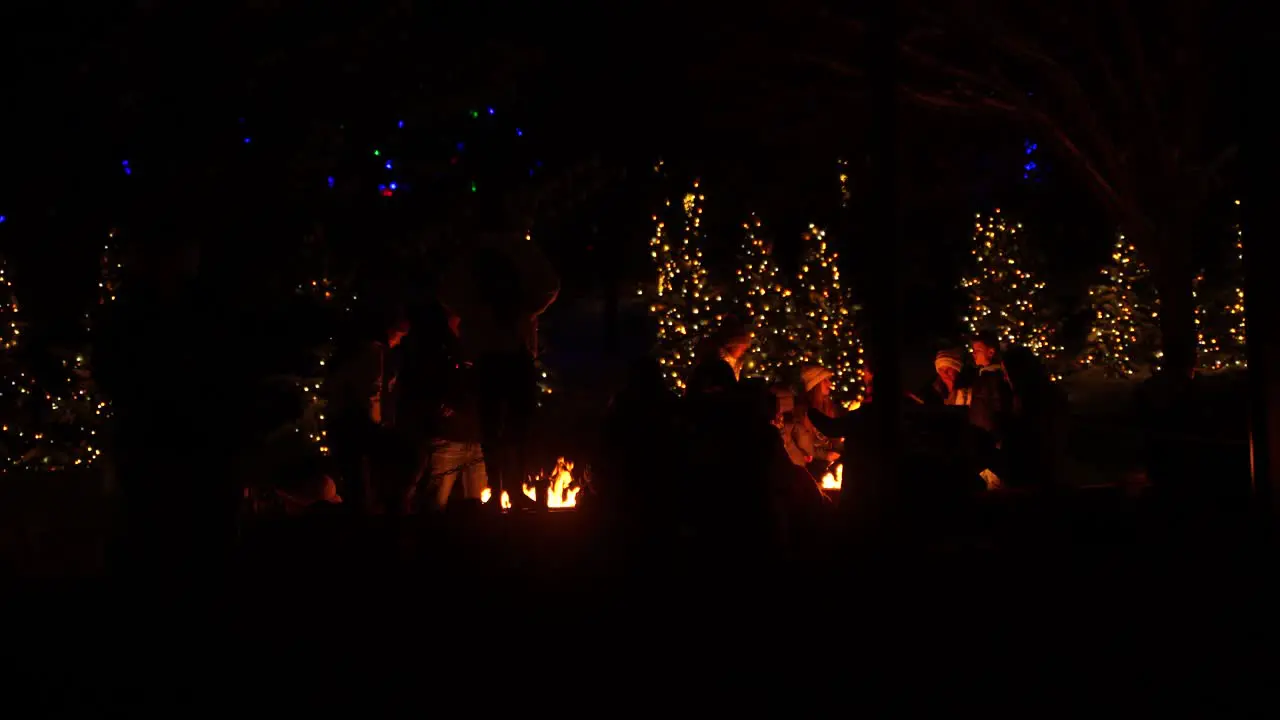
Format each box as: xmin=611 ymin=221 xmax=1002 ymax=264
xmin=820 ymin=463 xmax=842 ymax=490
xmin=480 ymin=457 xmax=580 ymax=510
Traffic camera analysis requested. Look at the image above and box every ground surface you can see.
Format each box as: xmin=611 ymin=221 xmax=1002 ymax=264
xmin=5 ymin=491 xmax=1276 ymax=711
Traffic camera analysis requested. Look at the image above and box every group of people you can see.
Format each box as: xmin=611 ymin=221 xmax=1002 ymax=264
xmin=273 ymin=218 xmax=562 ymax=518
xmin=593 ymin=319 xmax=1066 ymax=549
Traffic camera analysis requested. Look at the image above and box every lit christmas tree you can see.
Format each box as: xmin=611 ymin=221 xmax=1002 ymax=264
xmin=732 ymin=214 xmax=797 ymax=383
xmin=1080 ymin=232 xmax=1161 ymax=378
xmin=42 ymin=232 xmax=122 ymax=468
xmin=793 ymin=224 xmax=864 ymax=405
xmin=1195 ymin=199 xmax=1247 ymax=372
xmin=0 ymin=255 xmax=44 ymax=471
xmin=645 ymin=170 xmax=727 ymax=392
xmin=960 ymin=210 xmax=1058 ymax=358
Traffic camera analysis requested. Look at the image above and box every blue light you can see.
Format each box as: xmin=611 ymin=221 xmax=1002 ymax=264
xmin=125 ymin=168 xmax=131 ymax=175
xmin=243 ymin=137 xmax=251 ymax=144
xmin=456 ymin=142 xmax=464 ymax=151
xmin=487 ymin=107 xmax=495 ymax=115
xmin=122 ymin=160 xmax=129 ymax=166
xmin=397 ymin=120 xmax=404 ymax=128
xmin=535 ymin=160 xmax=542 ymax=168
xmin=385 ymin=162 xmax=392 ymax=170
xmin=378 ymin=184 xmax=387 ymax=192
xmin=516 ymin=128 xmax=523 ymax=137
xmin=327 ymin=176 xmax=335 ymax=188
xmin=0 ymin=216 xmax=6 ymax=224
xmin=389 ymin=182 xmax=398 ymax=190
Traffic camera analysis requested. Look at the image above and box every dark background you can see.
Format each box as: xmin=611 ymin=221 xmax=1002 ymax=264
xmin=4 ymin=1 xmax=1221 ymax=379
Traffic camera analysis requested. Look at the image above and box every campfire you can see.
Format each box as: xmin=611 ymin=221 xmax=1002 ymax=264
xmin=481 ymin=457 xmax=581 ymax=510
xmin=820 ymin=463 xmax=842 ymax=491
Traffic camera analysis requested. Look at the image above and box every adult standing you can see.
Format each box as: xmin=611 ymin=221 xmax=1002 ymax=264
xmin=438 ymin=200 xmax=559 ymax=512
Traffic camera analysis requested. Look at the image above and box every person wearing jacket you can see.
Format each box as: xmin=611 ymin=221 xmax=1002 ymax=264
xmin=417 ymin=308 xmax=488 ymax=512
xmin=438 ymin=207 xmax=559 ymax=511
xmin=326 ymin=307 xmax=411 ymax=513
xmin=909 ymin=349 xmax=973 ymax=406
xmin=791 ymin=365 xmax=844 ymax=477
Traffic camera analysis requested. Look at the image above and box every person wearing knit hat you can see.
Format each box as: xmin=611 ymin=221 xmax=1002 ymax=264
xmin=791 ymin=365 xmax=842 ymax=474
xmin=909 ymin=348 xmax=971 ymax=406
xmin=801 ymin=365 xmax=834 ymax=393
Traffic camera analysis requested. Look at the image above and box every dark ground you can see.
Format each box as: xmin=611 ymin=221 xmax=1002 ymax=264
xmin=5 ymin=490 xmax=1276 ymax=711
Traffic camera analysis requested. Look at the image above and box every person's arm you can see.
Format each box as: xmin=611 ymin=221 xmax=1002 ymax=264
xmin=438 ymin=255 xmax=474 ymax=320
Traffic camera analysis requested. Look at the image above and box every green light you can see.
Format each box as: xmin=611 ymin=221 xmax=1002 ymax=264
xmin=469 ymin=110 xmax=479 ymax=119
xmin=470 ymin=181 xmax=477 ymax=192
xmin=373 ymin=149 xmax=380 ymax=156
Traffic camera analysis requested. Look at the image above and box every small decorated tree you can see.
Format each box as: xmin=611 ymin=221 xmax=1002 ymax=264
xmin=1195 ymin=200 xmax=1247 ymax=372
xmin=1080 ymin=232 xmax=1161 ymax=378
xmin=733 ymin=214 xmax=798 ymax=383
xmin=0 ymin=256 xmax=44 ymax=471
xmin=960 ymin=209 xmax=1059 ymax=359
xmin=646 ymin=173 xmax=728 ymax=392
xmin=793 ymin=224 xmax=864 ymax=405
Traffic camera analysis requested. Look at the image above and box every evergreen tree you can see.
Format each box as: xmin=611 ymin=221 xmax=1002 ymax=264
xmin=44 ymin=233 xmax=122 ymax=469
xmin=733 ymin=214 xmax=798 ymax=383
xmin=794 ymin=224 xmax=864 ymax=405
xmin=1195 ymin=200 xmax=1247 ymax=372
xmin=961 ymin=209 xmax=1058 ymax=359
xmin=645 ymin=172 xmax=726 ymax=392
xmin=0 ymin=257 xmax=48 ymax=471
xmin=1080 ymin=232 xmax=1160 ymax=378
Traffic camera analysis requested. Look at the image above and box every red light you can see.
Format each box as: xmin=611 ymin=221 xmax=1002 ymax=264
xmin=381 ymin=189 xmax=394 ymax=197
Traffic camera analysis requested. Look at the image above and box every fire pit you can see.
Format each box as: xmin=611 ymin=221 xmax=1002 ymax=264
xmin=481 ymin=457 xmax=581 ymax=511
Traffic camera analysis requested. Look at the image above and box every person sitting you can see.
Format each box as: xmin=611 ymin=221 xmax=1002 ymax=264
xmin=909 ymin=349 xmax=972 ymax=406
xmin=687 ymin=316 xmax=751 ymax=396
xmin=792 ymin=365 xmax=844 ymax=479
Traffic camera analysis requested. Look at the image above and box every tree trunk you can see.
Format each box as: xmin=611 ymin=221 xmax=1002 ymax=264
xmin=1146 ymin=225 xmax=1198 ymax=379
xmin=843 ymin=0 xmax=901 ymax=539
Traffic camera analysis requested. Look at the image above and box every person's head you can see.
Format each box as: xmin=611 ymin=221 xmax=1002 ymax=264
xmin=802 ymin=365 xmax=834 ymax=401
xmin=934 ymin=349 xmax=965 ymax=389
xmin=970 ymin=331 xmax=1002 ymax=368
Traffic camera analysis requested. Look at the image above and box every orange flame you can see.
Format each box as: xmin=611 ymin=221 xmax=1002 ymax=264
xmin=480 ymin=457 xmax=580 ymax=510
xmin=820 ymin=463 xmax=842 ymax=491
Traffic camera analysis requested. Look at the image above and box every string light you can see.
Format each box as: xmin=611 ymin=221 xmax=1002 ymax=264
xmin=1195 ymin=199 xmax=1247 ymax=372
xmin=960 ymin=209 xmax=1059 ymax=362
xmin=733 ymin=214 xmax=796 ymax=384
xmin=793 ymin=224 xmax=865 ymax=404
xmin=1081 ymin=232 xmax=1160 ymax=378
xmin=644 ymin=164 xmax=726 ymax=392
